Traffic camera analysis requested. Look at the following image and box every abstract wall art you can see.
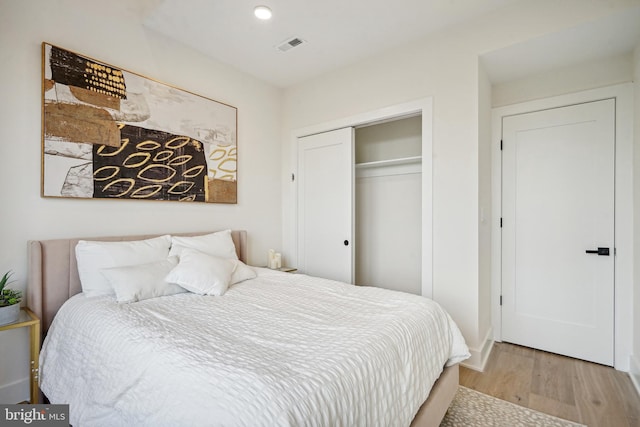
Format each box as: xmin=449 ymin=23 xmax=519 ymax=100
xmin=42 ymin=43 xmax=237 ymax=203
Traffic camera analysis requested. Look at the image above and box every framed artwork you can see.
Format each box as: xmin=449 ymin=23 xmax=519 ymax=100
xmin=41 ymin=42 xmax=237 ymax=203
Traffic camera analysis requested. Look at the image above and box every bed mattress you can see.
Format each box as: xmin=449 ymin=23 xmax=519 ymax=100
xmin=40 ymin=268 xmax=469 ymax=427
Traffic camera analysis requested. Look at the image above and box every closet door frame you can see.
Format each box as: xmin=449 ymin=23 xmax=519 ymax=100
xmin=288 ymin=97 xmax=434 ymax=298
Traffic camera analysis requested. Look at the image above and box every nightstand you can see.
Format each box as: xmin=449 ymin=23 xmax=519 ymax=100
xmin=0 ymin=307 xmax=41 ymax=403
xmin=262 ymin=266 xmax=297 ymax=273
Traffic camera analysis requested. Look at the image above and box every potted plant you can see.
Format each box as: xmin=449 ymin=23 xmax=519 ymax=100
xmin=0 ymin=271 xmax=22 ymax=326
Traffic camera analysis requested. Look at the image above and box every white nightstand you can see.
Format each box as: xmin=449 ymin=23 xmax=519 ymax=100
xmin=262 ymin=266 xmax=297 ymax=273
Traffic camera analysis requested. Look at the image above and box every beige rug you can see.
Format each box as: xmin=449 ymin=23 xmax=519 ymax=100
xmin=440 ymin=386 xmax=585 ymax=427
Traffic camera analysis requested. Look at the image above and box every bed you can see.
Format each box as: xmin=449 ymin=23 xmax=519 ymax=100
xmin=27 ymin=230 xmax=469 ymax=427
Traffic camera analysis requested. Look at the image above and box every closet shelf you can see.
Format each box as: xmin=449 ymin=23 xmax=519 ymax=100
xmin=355 ymin=156 xmax=422 ymax=169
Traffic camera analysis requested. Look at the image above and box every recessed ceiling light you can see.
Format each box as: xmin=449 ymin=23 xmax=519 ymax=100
xmin=254 ymin=6 xmax=272 ymax=20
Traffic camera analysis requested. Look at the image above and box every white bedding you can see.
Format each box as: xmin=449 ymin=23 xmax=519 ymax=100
xmin=40 ymin=268 xmax=469 ymax=427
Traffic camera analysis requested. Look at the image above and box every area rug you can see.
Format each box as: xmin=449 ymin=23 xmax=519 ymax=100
xmin=440 ymin=386 xmax=585 ymax=427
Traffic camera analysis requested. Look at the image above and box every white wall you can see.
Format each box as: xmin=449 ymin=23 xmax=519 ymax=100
xmin=632 ymin=43 xmax=640 ymax=391
xmin=281 ymin=0 xmax=639 ymax=367
xmin=0 ymin=0 xmax=282 ymax=403
xmin=491 ymin=53 xmax=634 ymax=107
xmin=477 ymin=61 xmax=493 ymax=367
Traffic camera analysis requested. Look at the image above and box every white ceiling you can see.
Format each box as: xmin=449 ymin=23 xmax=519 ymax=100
xmin=142 ymin=0 xmax=520 ymax=87
xmin=481 ymin=7 xmax=640 ymax=83
xmin=143 ymin=0 xmax=640 ymax=88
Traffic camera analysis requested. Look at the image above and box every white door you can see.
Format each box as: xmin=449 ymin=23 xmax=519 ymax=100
xmin=501 ymin=99 xmax=615 ymax=366
xmin=355 ymin=167 xmax=422 ymax=294
xmin=297 ymin=128 xmax=354 ymax=283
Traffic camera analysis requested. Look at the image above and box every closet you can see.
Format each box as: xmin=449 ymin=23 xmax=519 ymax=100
xmin=297 ymin=115 xmax=422 ymax=295
xmin=355 ymin=116 xmax=422 ymax=294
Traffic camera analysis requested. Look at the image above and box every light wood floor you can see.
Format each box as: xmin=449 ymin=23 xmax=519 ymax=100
xmin=459 ymin=342 xmax=640 ymax=426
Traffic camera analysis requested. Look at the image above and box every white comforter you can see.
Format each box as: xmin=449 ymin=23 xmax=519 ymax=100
xmin=40 ymin=268 xmax=469 ymax=427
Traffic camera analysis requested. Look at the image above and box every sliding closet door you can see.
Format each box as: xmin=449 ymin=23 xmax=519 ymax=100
xmin=355 ymin=165 xmax=421 ymax=294
xmin=297 ymin=128 xmax=354 ymax=283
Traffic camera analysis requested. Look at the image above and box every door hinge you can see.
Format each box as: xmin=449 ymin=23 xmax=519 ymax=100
xmin=500 ymin=140 xmax=503 ymax=150
xmin=500 ymin=295 xmax=503 ymax=306
xmin=500 ymin=218 xmax=503 ymax=228
xmin=291 ymin=173 xmax=295 ymax=182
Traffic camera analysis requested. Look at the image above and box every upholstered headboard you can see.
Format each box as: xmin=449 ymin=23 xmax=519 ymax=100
xmin=27 ymin=230 xmax=247 ymax=333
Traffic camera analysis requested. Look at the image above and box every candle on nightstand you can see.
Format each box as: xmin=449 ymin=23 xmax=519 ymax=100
xmin=275 ymin=253 xmax=282 ymax=269
xmin=268 ymin=249 xmax=276 ymax=269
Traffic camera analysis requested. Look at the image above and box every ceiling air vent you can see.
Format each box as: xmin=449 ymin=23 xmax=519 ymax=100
xmin=276 ymin=37 xmax=305 ymax=52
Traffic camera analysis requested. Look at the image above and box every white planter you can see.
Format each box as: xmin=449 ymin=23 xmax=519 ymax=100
xmin=0 ymin=304 xmax=20 ymax=326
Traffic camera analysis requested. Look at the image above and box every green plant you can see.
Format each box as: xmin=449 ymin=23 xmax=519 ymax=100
xmin=0 ymin=271 xmax=21 ymax=307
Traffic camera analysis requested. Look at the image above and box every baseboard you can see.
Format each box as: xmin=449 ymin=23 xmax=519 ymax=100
xmin=461 ymin=328 xmax=494 ymax=372
xmin=0 ymin=377 xmax=29 ymax=404
xmin=630 ymin=354 xmax=640 ymax=397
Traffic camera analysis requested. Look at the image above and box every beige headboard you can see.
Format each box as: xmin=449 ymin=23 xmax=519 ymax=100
xmin=27 ymin=230 xmax=247 ymax=333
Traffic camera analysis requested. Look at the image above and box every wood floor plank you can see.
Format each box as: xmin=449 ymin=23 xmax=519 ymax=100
xmin=486 ymin=350 xmax=534 ymax=405
xmin=531 ymin=349 xmax=576 ymax=406
xmin=573 ymin=360 xmax=633 ymax=427
xmin=608 ymin=368 xmax=640 ymax=421
xmin=528 ymin=393 xmax=581 ymax=423
xmin=462 ymin=342 xmax=534 ymax=406
xmin=458 ymin=342 xmax=640 ymax=427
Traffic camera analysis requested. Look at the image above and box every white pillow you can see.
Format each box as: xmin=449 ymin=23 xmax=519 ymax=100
xmin=101 ymin=257 xmax=187 ymax=303
xmin=230 ymin=259 xmax=257 ymax=285
xmin=169 ymin=230 xmax=238 ymax=260
xmin=76 ymin=235 xmax=172 ymax=297
xmin=165 ymin=248 xmax=235 ymax=296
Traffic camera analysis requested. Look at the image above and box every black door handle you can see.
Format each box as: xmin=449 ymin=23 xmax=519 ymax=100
xmin=344 ymin=240 xmax=349 ymax=246
xmin=585 ymin=247 xmax=609 ymax=256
